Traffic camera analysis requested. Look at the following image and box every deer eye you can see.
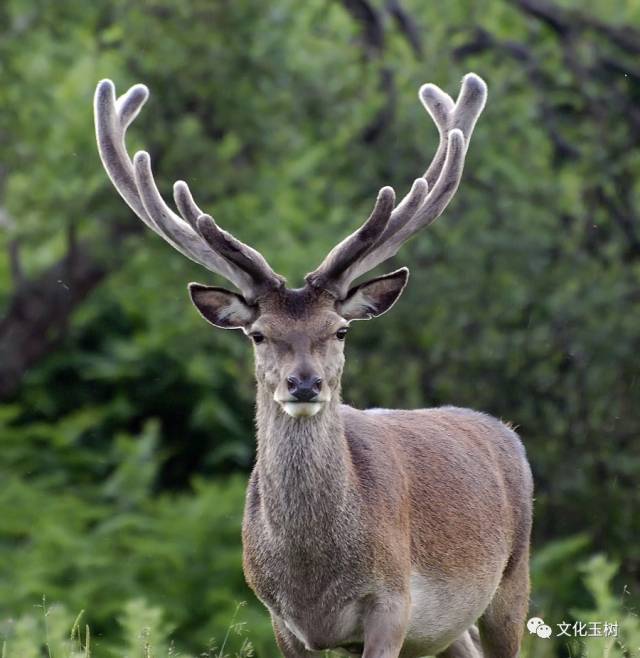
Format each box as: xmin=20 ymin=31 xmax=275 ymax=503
xmin=250 ymin=332 xmax=265 ymax=344
xmin=336 ymin=327 xmax=348 ymax=341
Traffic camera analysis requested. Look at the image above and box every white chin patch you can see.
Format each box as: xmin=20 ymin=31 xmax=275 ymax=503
xmin=281 ymin=402 xmax=323 ymax=418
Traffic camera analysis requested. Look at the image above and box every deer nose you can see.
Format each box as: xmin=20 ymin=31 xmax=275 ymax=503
xmin=287 ymin=375 xmax=322 ymax=402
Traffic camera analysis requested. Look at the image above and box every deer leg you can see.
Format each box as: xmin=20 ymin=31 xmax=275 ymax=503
xmin=478 ymin=549 xmax=530 ymax=658
xmin=361 ymin=593 xmax=410 ymax=658
xmin=437 ymin=626 xmax=484 ymax=658
xmin=271 ymin=615 xmax=322 ymax=658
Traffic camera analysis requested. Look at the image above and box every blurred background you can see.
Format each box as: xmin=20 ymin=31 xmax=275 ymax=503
xmin=1 ymin=0 xmax=639 ymax=656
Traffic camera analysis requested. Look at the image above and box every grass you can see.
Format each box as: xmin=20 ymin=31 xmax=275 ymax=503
xmin=0 ymin=598 xmax=254 ymax=658
xmin=1 ymin=552 xmax=638 ymax=657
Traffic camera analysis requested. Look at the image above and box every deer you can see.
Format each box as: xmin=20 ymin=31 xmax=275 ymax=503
xmin=94 ymin=72 xmax=533 ymax=658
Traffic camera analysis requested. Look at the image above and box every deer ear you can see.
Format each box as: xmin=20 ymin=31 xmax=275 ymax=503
xmin=336 ymin=267 xmax=409 ymax=321
xmin=188 ymin=283 xmax=258 ymax=329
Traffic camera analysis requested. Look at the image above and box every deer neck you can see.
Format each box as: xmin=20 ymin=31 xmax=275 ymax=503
xmin=254 ymin=382 xmax=353 ymax=534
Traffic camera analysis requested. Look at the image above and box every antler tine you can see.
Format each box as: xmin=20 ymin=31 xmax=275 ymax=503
xmin=95 ymin=80 xmax=155 ymax=228
xmin=173 ymin=180 xmax=203 ymax=230
xmin=116 ymin=83 xmax=149 ymax=130
xmin=196 ymin=215 xmax=286 ymax=288
xmin=95 ymin=79 xmax=284 ymax=302
xmin=420 ymin=85 xmax=455 ymax=188
xmin=422 ymin=73 xmax=486 ymax=185
xmin=131 ymin=150 xmax=245 ymax=283
xmin=306 ymin=73 xmax=487 ymax=298
xmin=367 ymin=177 xmax=429 ymax=251
xmin=171 ymin=180 xmax=285 ymax=288
xmin=304 ymin=187 xmax=396 ymax=296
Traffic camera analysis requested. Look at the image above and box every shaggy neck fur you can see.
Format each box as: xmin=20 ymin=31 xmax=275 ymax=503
xmin=254 ymin=381 xmax=354 ymax=539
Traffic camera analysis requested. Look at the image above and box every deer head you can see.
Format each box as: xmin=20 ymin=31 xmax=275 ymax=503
xmin=94 ymin=74 xmax=487 ymax=418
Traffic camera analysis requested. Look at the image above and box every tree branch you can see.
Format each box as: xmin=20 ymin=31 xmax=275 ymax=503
xmin=0 ymin=238 xmax=109 ymax=399
xmin=516 ymin=0 xmax=640 ymax=55
xmin=8 ymin=238 xmax=23 ymax=286
xmin=385 ymin=0 xmax=423 ymax=57
xmin=340 ymin=0 xmax=385 ymax=56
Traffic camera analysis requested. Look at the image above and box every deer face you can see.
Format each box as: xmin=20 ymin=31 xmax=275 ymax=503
xmin=188 ymin=270 xmax=408 ymax=418
xmin=249 ymin=304 xmax=347 ymax=418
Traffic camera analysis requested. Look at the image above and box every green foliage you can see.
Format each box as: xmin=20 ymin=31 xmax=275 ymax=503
xmin=2 ymin=546 xmax=638 ymax=658
xmin=525 ymin=548 xmax=640 ymax=658
xmin=0 ymin=0 xmax=639 ymax=655
xmin=0 ymin=411 xmax=274 ymax=655
xmin=0 ymin=597 xmax=256 ymax=658
xmin=573 ymin=556 xmax=640 ymax=657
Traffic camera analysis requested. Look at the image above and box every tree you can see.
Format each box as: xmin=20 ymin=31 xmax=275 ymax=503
xmin=0 ymin=1 xmax=638 ymax=655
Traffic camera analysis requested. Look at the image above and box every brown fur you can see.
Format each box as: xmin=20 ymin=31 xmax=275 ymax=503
xmin=239 ymin=287 xmax=533 ymax=658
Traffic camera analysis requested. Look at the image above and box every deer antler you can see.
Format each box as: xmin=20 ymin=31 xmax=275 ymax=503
xmin=94 ymin=80 xmax=285 ymax=303
xmin=306 ymin=73 xmax=487 ymax=298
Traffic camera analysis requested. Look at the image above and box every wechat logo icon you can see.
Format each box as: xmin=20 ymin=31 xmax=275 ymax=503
xmin=527 ymin=617 xmax=552 ymax=639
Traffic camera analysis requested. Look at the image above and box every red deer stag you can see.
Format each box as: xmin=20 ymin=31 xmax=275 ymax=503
xmin=94 ymin=73 xmax=533 ymax=658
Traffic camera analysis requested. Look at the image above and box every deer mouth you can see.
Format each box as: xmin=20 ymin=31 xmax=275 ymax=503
xmin=280 ymin=400 xmax=325 ymax=418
